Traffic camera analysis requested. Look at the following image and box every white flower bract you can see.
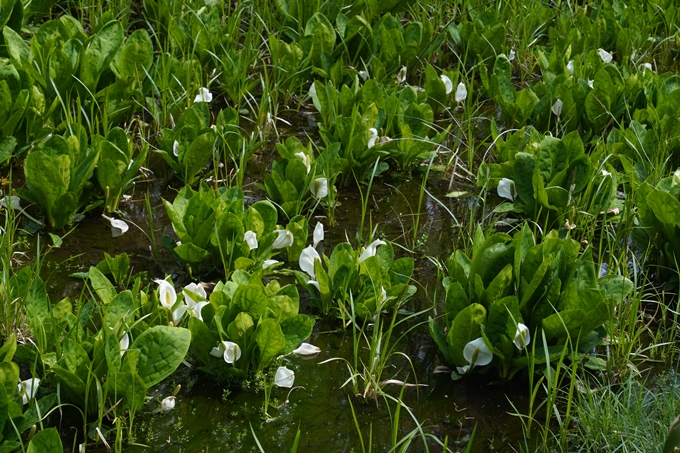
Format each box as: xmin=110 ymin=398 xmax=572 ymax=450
xmin=155 ymin=279 xmax=177 ymax=309
xmin=274 ymin=366 xmax=295 ymax=388
xmin=440 ymin=74 xmax=453 ymax=94
xmin=193 ymin=87 xmax=213 ymax=103
xmin=244 ymin=230 xmax=258 ymax=250
xmin=160 ymin=396 xmax=176 ymax=412
xmin=514 ymin=323 xmax=531 ymax=349
xmin=102 ymin=215 xmax=129 ymax=238
xmin=598 ymin=48 xmax=613 ymax=64
xmin=292 ymin=342 xmax=321 ymax=355
xmin=311 ymin=178 xmax=329 ymax=199
xmin=454 ymin=82 xmax=467 ymax=103
xmin=18 ymin=378 xmax=40 ymax=405
xmin=497 ymin=178 xmax=517 ymax=202
xmin=313 ymin=222 xmax=324 ymax=248
xmin=358 ymin=239 xmax=386 ymax=263
xmin=272 ymin=229 xmax=294 ymax=249
xmin=300 ymin=245 xmax=321 ymax=278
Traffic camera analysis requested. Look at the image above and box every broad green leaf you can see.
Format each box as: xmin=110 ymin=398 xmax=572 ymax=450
xmin=88 ymin=266 xmax=116 ymax=304
xmin=254 ymin=318 xmax=286 ymax=371
xmin=279 ymin=314 xmax=314 ymax=354
xmin=26 ymin=427 xmax=63 ymax=453
xmin=128 ymin=326 xmax=191 ymax=388
xmin=446 ymin=303 xmax=487 ymax=367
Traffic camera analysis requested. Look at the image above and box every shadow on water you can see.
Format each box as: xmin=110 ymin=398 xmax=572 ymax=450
xmin=11 ymin=111 xmax=534 ymax=452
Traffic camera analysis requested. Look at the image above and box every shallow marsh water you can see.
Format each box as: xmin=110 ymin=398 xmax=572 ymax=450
xmin=11 ymin=114 xmax=534 ymax=452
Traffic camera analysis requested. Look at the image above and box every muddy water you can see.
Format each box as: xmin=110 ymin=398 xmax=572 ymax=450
xmin=11 ymin=113 xmax=534 ymax=452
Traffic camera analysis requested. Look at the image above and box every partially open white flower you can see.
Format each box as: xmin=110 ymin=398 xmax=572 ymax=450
xmin=210 ymin=340 xmax=241 ymax=364
xmin=120 ymin=332 xmax=130 ymax=357
xmin=456 ymin=337 xmax=493 ymax=375
xmin=454 ymin=82 xmax=467 ymax=103
xmin=598 ymin=48 xmax=613 ymax=64
xmin=396 ymin=66 xmax=407 ymax=83
xmin=173 ymin=140 xmax=179 ymax=157
xmin=514 ymin=323 xmax=531 ymax=349
xmin=566 ymin=60 xmax=574 ymax=76
xmin=155 ymin=279 xmax=177 ymax=309
xmin=183 ymin=283 xmax=207 ymax=308
xmin=368 ymin=128 xmax=378 ymax=149
xmin=292 ymin=342 xmax=321 ymax=355
xmin=440 ymin=74 xmax=453 ymax=95
xmin=551 ymin=99 xmax=563 ymax=117
xmin=313 ymin=222 xmax=324 ymax=248
xmin=294 ymin=151 xmax=311 ymax=174
xmin=272 ymin=229 xmax=294 ymax=249
xmin=18 ymin=378 xmax=40 ymax=405
xmin=102 ymin=215 xmax=129 ymax=238
xmin=193 ymin=87 xmax=213 ymax=103
xmin=274 ymin=366 xmax=295 ymax=388
xmin=497 ymin=178 xmax=517 ymax=202
xmin=311 ymin=178 xmax=329 ymax=199
xmin=300 ymin=245 xmax=321 ymax=278
xmin=160 ymin=395 xmax=176 ymax=412
xmin=358 ymin=239 xmax=386 ymax=263
xmin=244 ymin=230 xmax=258 ymax=250
xmin=263 ymin=259 xmax=279 ymax=269
xmin=172 ymin=304 xmax=187 ymax=325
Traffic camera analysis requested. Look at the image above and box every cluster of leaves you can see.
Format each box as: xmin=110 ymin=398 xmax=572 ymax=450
xmin=187 ymin=270 xmax=314 ymax=384
xmin=163 ymin=183 xmax=306 ymax=275
xmin=296 ymin=239 xmax=416 ymax=319
xmin=429 ymin=225 xmax=633 ymax=379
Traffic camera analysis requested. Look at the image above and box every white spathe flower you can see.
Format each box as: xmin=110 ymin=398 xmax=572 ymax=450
xmin=509 ymin=48 xmax=516 ymax=61
xmin=172 ymin=304 xmax=187 ymax=325
xmin=598 ymin=48 xmax=613 ymax=64
xmin=551 ymin=99 xmax=563 ymax=117
xmin=292 ymin=342 xmax=321 ymax=355
xmin=272 ymin=229 xmax=294 ymax=249
xmin=102 ymin=215 xmax=129 ymax=238
xmin=311 ymin=178 xmax=329 ymax=199
xmin=358 ymin=239 xmax=386 ymax=263
xmin=514 ymin=323 xmax=531 ymax=349
xmin=368 ymin=128 xmax=378 ymax=149
xmin=640 ymin=62 xmax=653 ymax=75
xmin=566 ymin=60 xmax=574 ymax=76
xmin=601 ymin=169 xmax=612 ymax=177
xmin=263 ymin=259 xmax=279 ymax=269
xmin=193 ymin=87 xmax=213 ymax=103
xmin=454 ymin=82 xmax=467 ymax=103
xmin=440 ymin=74 xmax=453 ymax=95
xmin=456 ymin=337 xmax=493 ymax=375
xmin=120 ymin=332 xmax=130 ymax=357
xmin=155 ymin=279 xmax=177 ymax=309
xmin=307 ymin=280 xmax=320 ymax=291
xmin=189 ymin=301 xmax=209 ymax=322
xmin=210 ymin=340 xmax=241 ymax=364
xmin=299 ymin=245 xmax=321 ymax=278
xmin=294 ymin=151 xmax=311 ymax=174
xmin=18 ymin=378 xmax=40 ymax=405
xmin=183 ymin=283 xmax=207 ymax=308
xmin=313 ymin=222 xmax=324 ymax=248
xmin=274 ymin=366 xmax=295 ymax=388
xmin=588 ymin=79 xmax=594 ymax=89
xmin=497 ymin=178 xmax=517 ymax=202
xmin=244 ymin=230 xmax=258 ymax=250
xmin=160 ymin=396 xmax=176 ymax=412
xmin=358 ymin=70 xmax=369 ymax=81
xmin=0 ymin=195 xmax=21 ymax=211
xmin=379 ymin=286 xmax=387 ymax=303
xmin=173 ymin=140 xmax=179 ymax=157
xmin=396 ymin=66 xmax=407 ymax=83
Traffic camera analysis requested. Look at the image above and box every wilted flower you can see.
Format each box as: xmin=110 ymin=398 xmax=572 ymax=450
xmin=173 ymin=140 xmax=179 ymax=157
xmin=300 ymin=245 xmax=321 ymax=278
xmin=292 ymin=343 xmax=321 ymax=355
xmin=598 ymin=48 xmax=613 ymax=64
xmin=514 ymin=323 xmax=531 ymax=349
xmin=313 ymin=222 xmax=324 ymax=248
xmin=440 ymin=74 xmax=453 ymax=95
xmin=244 ymin=230 xmax=258 ymax=250
xmin=551 ymin=99 xmax=563 ymax=117
xmin=456 ymin=337 xmax=493 ymax=375
xmin=210 ymin=340 xmax=241 ymax=364
xmin=18 ymin=378 xmax=40 ymax=405
xmin=160 ymin=396 xmax=176 ymax=412
xmin=193 ymin=87 xmax=213 ymax=103
xmin=155 ymin=279 xmax=177 ymax=309
xmin=102 ymin=215 xmax=129 ymax=238
xmin=454 ymin=82 xmax=467 ymax=103
xmin=497 ymin=178 xmax=517 ymax=202
xmin=311 ymin=178 xmax=328 ymax=199
xmin=358 ymin=239 xmax=386 ymax=263
xmin=566 ymin=60 xmax=574 ymax=76
xmin=272 ymin=229 xmax=294 ymax=249
xmin=274 ymin=366 xmax=295 ymax=388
